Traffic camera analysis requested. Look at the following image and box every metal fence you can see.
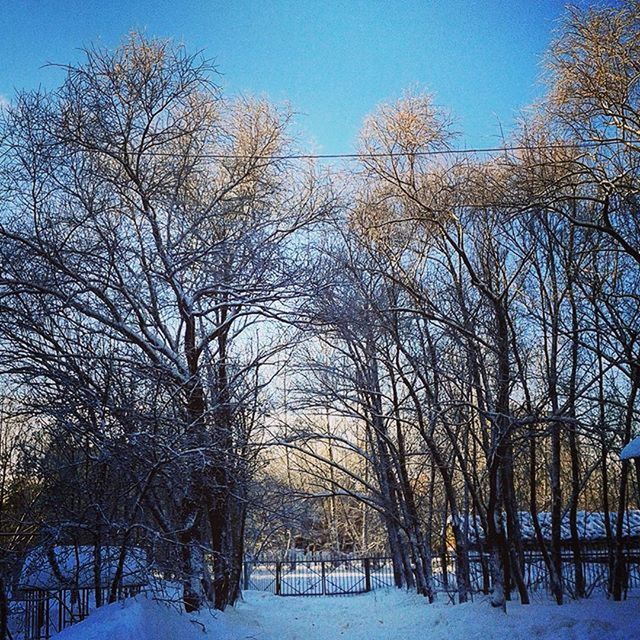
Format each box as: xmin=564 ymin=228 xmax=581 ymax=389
xmin=244 ymin=546 xmax=640 ymax=599
xmin=434 ymin=548 xmax=640 ymax=597
xmin=13 ymin=585 xmax=145 ymax=640
xmin=243 ymin=555 xmax=395 ymax=596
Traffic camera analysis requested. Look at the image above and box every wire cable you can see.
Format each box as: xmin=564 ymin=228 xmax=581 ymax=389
xmin=47 ymin=139 xmax=619 ymax=162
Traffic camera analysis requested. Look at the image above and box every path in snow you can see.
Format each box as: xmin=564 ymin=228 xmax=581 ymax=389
xmin=54 ymin=588 xmax=640 ymax=640
xmin=231 ymin=590 xmax=639 ymax=640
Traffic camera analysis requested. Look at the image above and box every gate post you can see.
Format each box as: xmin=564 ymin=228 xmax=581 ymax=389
xmin=364 ymin=558 xmax=371 ymax=592
xmin=321 ymin=561 xmax=326 ymax=595
xmin=243 ymin=559 xmax=251 ymax=590
xmin=275 ymin=561 xmax=282 ymax=595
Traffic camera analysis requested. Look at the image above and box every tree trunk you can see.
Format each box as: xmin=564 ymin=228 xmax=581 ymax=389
xmin=567 ymin=268 xmax=584 ymax=598
xmin=0 ymin=573 xmax=7 ymax=640
xmin=528 ymin=433 xmax=562 ymax=602
xmin=502 ymin=452 xmax=529 ymax=604
xmin=611 ymin=372 xmax=639 ymax=600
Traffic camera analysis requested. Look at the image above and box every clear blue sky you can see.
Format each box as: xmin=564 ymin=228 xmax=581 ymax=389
xmin=0 ymin=0 xmax=608 ymax=152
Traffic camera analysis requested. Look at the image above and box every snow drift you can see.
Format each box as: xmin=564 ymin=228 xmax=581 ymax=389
xmin=52 ymin=589 xmax=640 ymax=640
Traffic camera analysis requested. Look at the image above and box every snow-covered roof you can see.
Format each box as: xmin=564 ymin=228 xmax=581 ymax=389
xmin=621 ymin=437 xmax=640 ymax=460
xmin=455 ymin=511 xmax=640 ymax=545
xmin=19 ymin=545 xmax=147 ymax=589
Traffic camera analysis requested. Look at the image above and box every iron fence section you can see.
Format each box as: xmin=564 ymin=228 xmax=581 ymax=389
xmin=243 ymin=555 xmax=395 ymax=596
xmin=14 ymin=585 xmax=144 ymax=640
xmin=245 ymin=546 xmax=640 ymax=598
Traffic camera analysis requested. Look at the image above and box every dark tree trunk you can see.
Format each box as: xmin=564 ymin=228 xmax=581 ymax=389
xmin=0 ymin=573 xmax=7 ymax=640
xmin=502 ymin=451 xmax=529 ymax=604
xmin=567 ymin=423 xmax=585 ymax=599
xmin=611 ymin=371 xmax=639 ymax=600
xmin=567 ymin=267 xmax=585 ymax=598
xmin=528 ymin=433 xmax=562 ymax=602
xmin=93 ymin=536 xmax=103 ymax=608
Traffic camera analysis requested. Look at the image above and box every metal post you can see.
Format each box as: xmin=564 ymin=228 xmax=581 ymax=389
xmin=321 ymin=561 xmax=326 ymax=595
xmin=243 ymin=559 xmax=251 ymax=591
xmin=275 ymin=561 xmax=282 ymax=596
xmin=364 ymin=558 xmax=371 ymax=592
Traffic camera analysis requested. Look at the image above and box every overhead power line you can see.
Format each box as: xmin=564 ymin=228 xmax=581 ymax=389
xmin=48 ymin=139 xmax=617 ymax=162
xmin=233 ymin=140 xmax=605 ymax=161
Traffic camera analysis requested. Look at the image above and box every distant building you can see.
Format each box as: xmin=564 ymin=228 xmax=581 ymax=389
xmin=621 ymin=437 xmax=640 ymax=460
xmin=449 ymin=511 xmax=640 ymax=551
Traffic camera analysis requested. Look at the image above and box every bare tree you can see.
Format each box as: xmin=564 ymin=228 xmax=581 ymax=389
xmin=0 ymin=34 xmax=325 ymax=611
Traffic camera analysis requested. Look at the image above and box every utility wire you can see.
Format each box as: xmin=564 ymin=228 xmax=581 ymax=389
xmin=236 ymin=140 xmax=605 ymax=161
xmin=53 ymin=139 xmax=617 ymax=162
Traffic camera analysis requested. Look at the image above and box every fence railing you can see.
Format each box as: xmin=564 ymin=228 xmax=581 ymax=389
xmin=13 ymin=585 xmax=145 ymax=640
xmin=243 ymin=555 xmax=395 ymax=596
xmin=244 ymin=545 xmax=640 ymax=599
xmin=450 ymin=548 xmax=640 ymax=597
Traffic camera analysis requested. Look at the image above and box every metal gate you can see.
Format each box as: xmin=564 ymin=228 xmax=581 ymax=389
xmin=243 ymin=556 xmax=395 ymax=596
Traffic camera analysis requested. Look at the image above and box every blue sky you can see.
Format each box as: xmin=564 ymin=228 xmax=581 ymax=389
xmin=0 ymin=0 xmax=607 ymax=152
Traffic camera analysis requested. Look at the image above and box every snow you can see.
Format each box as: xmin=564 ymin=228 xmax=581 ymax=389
xmin=460 ymin=511 xmax=640 ymax=544
xmin=19 ymin=545 xmax=147 ymax=589
xmin=52 ymin=595 xmax=245 ymax=640
xmin=51 ymin=589 xmax=640 ymax=640
xmin=621 ymin=437 xmax=640 ymax=460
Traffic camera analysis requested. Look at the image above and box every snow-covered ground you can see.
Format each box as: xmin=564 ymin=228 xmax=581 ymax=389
xmin=52 ymin=589 xmax=640 ymax=640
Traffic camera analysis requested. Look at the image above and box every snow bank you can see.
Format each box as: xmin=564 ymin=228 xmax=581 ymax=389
xmin=52 ymin=589 xmax=640 ymax=640
xmin=237 ymin=590 xmax=639 ymax=640
xmin=52 ymin=594 xmax=251 ymax=640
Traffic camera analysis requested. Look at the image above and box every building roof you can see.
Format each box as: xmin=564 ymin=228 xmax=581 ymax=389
xmin=455 ymin=511 xmax=640 ymax=545
xmin=621 ymin=437 xmax=640 ymax=460
xmin=19 ymin=545 xmax=147 ymax=590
